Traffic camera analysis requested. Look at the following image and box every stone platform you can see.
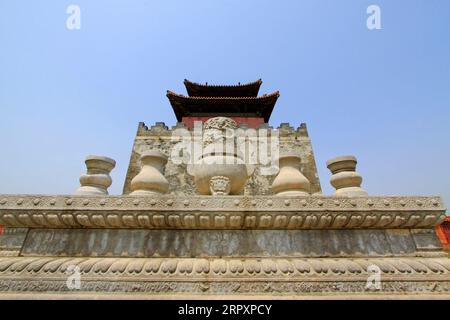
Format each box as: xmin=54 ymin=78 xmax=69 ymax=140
xmin=0 ymin=195 xmax=448 ymax=299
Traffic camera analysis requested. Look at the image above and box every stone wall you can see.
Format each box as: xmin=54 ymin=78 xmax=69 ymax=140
xmin=0 ymin=227 xmax=27 ymax=256
xmin=122 ymin=122 xmax=322 ymax=195
xmin=20 ymin=228 xmax=442 ymax=258
xmin=0 ymin=194 xmax=447 ymax=298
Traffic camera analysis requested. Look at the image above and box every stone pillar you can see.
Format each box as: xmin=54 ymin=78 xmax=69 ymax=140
xmin=130 ymin=151 xmax=169 ymax=195
xmin=272 ymin=153 xmax=311 ymax=196
xmin=326 ymin=155 xmax=368 ymax=197
xmin=74 ymin=155 xmax=116 ymax=196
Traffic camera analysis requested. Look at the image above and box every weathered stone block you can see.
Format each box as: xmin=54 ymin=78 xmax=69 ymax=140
xmin=21 ymin=228 xmax=428 ymax=258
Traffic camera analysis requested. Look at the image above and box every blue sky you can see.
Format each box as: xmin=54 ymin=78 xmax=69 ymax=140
xmin=0 ymin=0 xmax=449 ymax=206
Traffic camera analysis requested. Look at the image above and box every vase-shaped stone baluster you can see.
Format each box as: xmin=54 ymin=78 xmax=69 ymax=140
xmin=187 ymin=117 xmax=253 ymax=196
xmin=74 ymin=155 xmax=116 ymax=195
xmin=130 ymin=151 xmax=169 ymax=195
xmin=271 ymin=153 xmax=311 ymax=196
xmin=326 ymin=155 xmax=368 ymax=197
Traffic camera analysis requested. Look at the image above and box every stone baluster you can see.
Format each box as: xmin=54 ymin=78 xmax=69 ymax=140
xmin=326 ymin=155 xmax=368 ymax=197
xmin=271 ymin=153 xmax=311 ymax=196
xmin=130 ymin=151 xmax=169 ymax=195
xmin=74 ymin=155 xmax=116 ymax=195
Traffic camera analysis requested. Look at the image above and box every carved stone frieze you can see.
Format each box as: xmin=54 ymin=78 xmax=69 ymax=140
xmin=0 ymin=195 xmax=445 ymax=229
xmin=0 ymin=257 xmax=449 ymax=296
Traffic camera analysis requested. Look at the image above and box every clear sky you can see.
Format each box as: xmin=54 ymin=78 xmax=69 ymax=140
xmin=0 ymin=0 xmax=449 ymax=207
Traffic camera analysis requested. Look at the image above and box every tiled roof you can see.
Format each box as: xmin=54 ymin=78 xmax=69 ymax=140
xmin=184 ymin=79 xmax=262 ymax=97
xmin=166 ymin=90 xmax=279 ymax=122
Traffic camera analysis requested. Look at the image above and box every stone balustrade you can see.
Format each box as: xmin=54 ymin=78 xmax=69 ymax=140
xmin=327 ymin=155 xmax=368 ymax=197
xmin=272 ymin=153 xmax=311 ymax=196
xmin=130 ymin=151 xmax=169 ymax=195
xmin=74 ymin=155 xmax=116 ymax=196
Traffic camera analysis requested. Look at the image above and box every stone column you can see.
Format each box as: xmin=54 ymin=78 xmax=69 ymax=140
xmin=326 ymin=155 xmax=368 ymax=197
xmin=74 ymin=155 xmax=116 ymax=196
xmin=271 ymin=153 xmax=311 ymax=196
xmin=130 ymin=151 xmax=169 ymax=195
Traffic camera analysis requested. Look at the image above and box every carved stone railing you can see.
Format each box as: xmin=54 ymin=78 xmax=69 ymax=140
xmin=0 ymin=195 xmax=445 ymax=229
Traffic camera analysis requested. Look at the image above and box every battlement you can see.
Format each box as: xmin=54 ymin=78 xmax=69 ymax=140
xmin=137 ymin=121 xmax=309 ymax=138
